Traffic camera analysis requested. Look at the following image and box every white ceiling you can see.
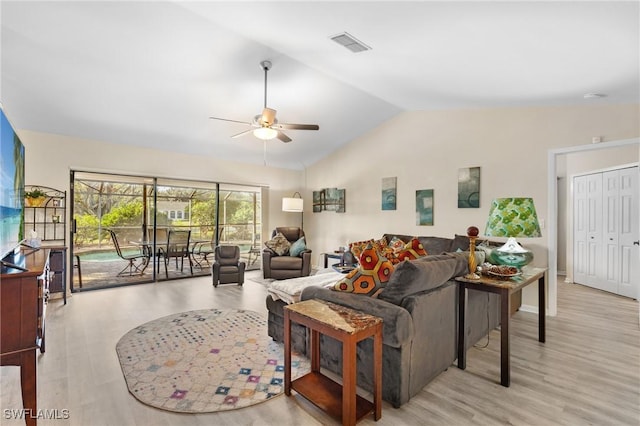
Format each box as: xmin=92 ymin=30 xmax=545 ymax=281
xmin=1 ymin=1 xmax=638 ymax=170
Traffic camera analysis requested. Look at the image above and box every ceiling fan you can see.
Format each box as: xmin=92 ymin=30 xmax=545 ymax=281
xmin=209 ymin=60 xmax=319 ymax=143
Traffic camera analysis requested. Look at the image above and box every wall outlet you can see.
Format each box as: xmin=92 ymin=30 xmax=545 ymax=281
xmin=592 ymin=136 xmax=602 ymax=144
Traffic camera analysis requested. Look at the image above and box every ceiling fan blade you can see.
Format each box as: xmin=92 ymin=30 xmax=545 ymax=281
xmin=209 ymin=116 xmax=252 ymax=126
xmin=276 ymin=131 xmax=292 ymax=143
xmin=275 ymin=122 xmax=320 ymax=131
xmin=260 ymin=108 xmax=277 ymax=126
xmin=231 ymin=128 xmax=255 ymax=139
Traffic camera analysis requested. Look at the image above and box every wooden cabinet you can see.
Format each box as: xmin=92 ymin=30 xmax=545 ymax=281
xmin=1 ymin=248 xmax=49 ymax=426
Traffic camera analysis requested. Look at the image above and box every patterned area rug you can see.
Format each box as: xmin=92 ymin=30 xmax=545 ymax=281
xmin=115 ymin=309 xmax=310 ymax=413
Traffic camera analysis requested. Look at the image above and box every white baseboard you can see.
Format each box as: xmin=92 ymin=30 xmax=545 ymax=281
xmin=519 ymin=304 xmax=539 ymax=315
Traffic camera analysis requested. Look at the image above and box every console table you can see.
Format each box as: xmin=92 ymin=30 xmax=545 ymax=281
xmin=456 ymin=267 xmax=546 ymax=387
xmin=284 ymin=299 xmax=382 ymax=425
xmin=1 ymin=248 xmax=50 ymax=426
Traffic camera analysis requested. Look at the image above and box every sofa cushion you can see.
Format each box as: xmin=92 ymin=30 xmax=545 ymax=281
xmin=333 ymin=243 xmax=394 ymax=297
xmin=451 ymin=234 xmax=471 ymax=252
xmin=265 ymin=232 xmax=291 ymax=256
xmin=270 ymin=255 xmax=302 ymax=270
xmin=301 ymin=286 xmax=414 ymax=348
xmin=416 ymin=236 xmax=454 ymax=254
xmin=378 ymin=254 xmax=465 ymax=305
xmin=289 ymin=236 xmax=307 ymax=257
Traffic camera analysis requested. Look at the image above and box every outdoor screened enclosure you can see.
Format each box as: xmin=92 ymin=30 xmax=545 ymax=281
xmin=70 ymin=171 xmax=262 ymax=290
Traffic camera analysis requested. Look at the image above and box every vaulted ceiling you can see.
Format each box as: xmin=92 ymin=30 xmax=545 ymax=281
xmin=1 ymin=1 xmax=638 ymax=170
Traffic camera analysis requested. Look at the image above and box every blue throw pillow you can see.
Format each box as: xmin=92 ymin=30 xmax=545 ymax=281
xmin=289 ymin=237 xmax=306 ymax=257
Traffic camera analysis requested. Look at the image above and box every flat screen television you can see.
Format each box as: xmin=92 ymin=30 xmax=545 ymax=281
xmin=0 ymin=105 xmax=25 ymax=263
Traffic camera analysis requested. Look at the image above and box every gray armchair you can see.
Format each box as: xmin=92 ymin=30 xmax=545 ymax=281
xmin=262 ymin=227 xmax=312 ymax=280
xmin=211 ymin=245 xmax=245 ymax=287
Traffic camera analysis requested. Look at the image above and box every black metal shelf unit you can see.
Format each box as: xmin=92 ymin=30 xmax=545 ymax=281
xmin=24 ymin=185 xmax=66 ymax=243
xmin=24 ymin=185 xmax=68 ymax=303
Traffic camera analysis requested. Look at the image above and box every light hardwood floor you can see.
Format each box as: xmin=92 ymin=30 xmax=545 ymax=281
xmin=1 ymin=272 xmax=639 ymax=426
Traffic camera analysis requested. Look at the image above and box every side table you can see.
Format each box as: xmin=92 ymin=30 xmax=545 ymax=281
xmin=284 ymin=299 xmax=382 ymax=426
xmin=322 ymin=251 xmax=344 ymax=268
xmin=455 ymin=267 xmax=547 ymax=387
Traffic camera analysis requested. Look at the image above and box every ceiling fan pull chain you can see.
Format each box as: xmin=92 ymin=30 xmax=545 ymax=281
xmin=263 ymin=139 xmax=267 ymax=166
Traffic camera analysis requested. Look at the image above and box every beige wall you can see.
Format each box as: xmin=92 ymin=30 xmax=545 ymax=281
xmin=18 ymin=130 xmax=304 ymax=242
xmin=304 ymin=103 xmax=639 ymax=308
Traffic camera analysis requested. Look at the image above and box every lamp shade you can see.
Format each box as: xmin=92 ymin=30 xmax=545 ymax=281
xmin=484 ymin=198 xmax=542 ymax=238
xmin=484 ymin=198 xmax=541 ymax=268
xmin=282 ymin=197 xmax=303 ymax=212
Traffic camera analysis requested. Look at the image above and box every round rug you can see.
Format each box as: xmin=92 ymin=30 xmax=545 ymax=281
xmin=115 ymin=308 xmax=310 ymax=413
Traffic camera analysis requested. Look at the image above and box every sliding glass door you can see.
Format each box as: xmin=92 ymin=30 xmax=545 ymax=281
xmin=71 ymin=171 xmax=262 ymax=291
xmin=72 ymin=172 xmax=151 ymax=289
xmin=219 ymin=184 xmax=262 ymax=270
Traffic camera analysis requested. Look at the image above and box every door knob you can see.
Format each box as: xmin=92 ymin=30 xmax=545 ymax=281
xmin=634 ymin=241 xmax=639 ymax=246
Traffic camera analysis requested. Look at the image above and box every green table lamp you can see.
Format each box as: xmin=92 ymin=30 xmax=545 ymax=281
xmin=484 ymin=197 xmax=542 ymax=268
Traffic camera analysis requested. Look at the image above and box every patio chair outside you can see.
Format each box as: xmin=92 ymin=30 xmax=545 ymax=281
xmin=158 ymin=229 xmax=193 ymax=278
xmin=192 ymin=226 xmax=223 ymax=267
xmin=107 ymin=229 xmax=149 ymax=276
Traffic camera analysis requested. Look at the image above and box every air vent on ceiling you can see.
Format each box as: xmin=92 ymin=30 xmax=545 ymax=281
xmin=330 ymin=32 xmax=371 ymax=53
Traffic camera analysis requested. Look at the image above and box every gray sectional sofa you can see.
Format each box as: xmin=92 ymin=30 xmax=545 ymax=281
xmin=265 ymin=233 xmax=501 ymax=408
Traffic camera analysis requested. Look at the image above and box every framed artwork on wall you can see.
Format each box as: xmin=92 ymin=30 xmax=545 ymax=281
xmin=324 ymin=188 xmax=345 ymax=212
xmin=458 ymin=166 xmax=480 ymax=208
xmin=312 ymin=190 xmax=322 ymax=212
xmin=416 ymin=189 xmax=434 ymax=225
xmin=312 ymin=188 xmax=345 ymax=213
xmin=381 ymin=177 xmax=397 ymax=210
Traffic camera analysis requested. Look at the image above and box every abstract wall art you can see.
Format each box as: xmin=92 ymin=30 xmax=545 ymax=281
xmin=381 ymin=177 xmax=397 ymax=210
xmin=416 ymin=189 xmax=434 ymax=225
xmin=458 ymin=166 xmax=480 ymax=208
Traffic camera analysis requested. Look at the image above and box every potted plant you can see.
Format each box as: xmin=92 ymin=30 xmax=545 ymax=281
xmin=25 ymin=187 xmax=47 ymax=207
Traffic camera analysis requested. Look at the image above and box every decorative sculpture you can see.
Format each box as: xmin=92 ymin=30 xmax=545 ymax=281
xmin=465 ymin=226 xmax=481 ymax=280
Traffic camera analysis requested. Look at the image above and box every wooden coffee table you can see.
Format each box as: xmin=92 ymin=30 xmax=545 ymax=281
xmin=456 ymin=267 xmax=547 ymax=387
xmin=284 ymin=299 xmax=382 ymax=426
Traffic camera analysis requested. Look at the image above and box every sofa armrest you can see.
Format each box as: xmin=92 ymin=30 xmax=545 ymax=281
xmin=300 ymin=286 xmax=413 ymax=348
xmin=301 ymin=251 xmax=312 ymax=276
xmin=262 ymin=250 xmax=274 ymax=278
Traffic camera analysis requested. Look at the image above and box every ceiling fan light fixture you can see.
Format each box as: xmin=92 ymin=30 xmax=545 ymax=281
xmin=253 ymin=127 xmax=278 ymax=140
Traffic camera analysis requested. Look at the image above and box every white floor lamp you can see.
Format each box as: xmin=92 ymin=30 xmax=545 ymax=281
xmin=282 ymin=192 xmax=304 ymax=229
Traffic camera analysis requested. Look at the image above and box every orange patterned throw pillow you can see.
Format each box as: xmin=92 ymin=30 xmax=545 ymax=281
xmin=333 ymin=242 xmax=395 ymax=297
xmin=388 ymin=236 xmax=405 ymax=253
xmin=396 ymin=237 xmax=428 ymax=262
xmin=348 ymin=239 xmax=374 ymax=260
